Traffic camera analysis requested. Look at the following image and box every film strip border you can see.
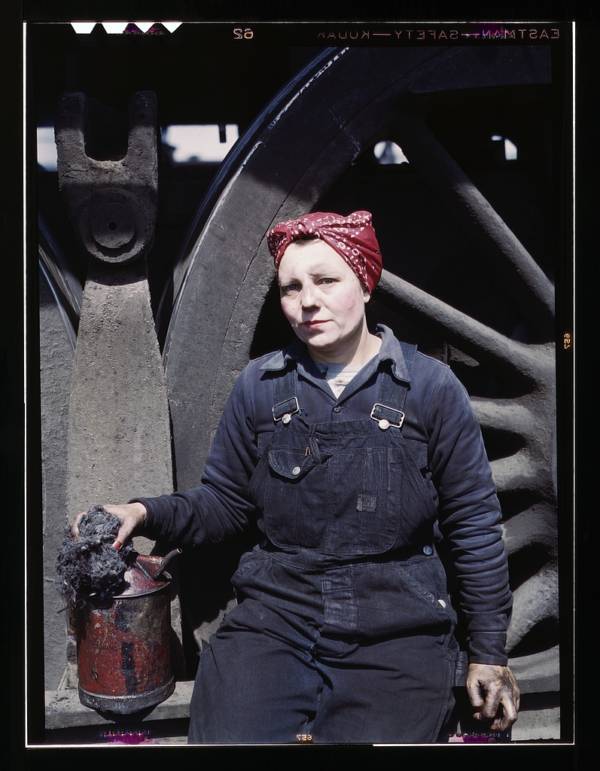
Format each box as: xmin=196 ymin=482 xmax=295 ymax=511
xmin=71 ymin=22 xmax=182 ymax=34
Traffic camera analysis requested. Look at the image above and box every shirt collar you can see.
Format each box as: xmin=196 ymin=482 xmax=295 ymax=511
xmin=258 ymin=323 xmax=411 ymax=383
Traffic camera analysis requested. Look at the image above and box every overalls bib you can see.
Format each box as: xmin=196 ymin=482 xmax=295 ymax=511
xmin=253 ymin=344 xmax=438 ymax=556
xmin=188 ymin=346 xmax=463 ymax=744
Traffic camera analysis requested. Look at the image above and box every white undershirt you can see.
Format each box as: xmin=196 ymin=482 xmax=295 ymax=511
xmin=315 ymin=357 xmax=375 ymax=398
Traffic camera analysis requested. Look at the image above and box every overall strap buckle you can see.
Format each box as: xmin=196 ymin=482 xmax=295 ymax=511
xmin=370 ymin=402 xmax=405 ymax=430
xmin=272 ymin=396 xmax=300 ymax=424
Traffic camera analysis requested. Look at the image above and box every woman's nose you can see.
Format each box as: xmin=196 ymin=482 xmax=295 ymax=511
xmin=300 ymin=285 xmax=319 ymax=307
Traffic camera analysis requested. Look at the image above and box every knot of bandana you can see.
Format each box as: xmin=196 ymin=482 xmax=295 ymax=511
xmin=267 ymin=210 xmax=383 ymax=293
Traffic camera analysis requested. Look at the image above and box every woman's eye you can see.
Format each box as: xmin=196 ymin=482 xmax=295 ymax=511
xmin=319 ymin=277 xmax=336 ymax=284
xmin=280 ymin=284 xmax=300 ymax=294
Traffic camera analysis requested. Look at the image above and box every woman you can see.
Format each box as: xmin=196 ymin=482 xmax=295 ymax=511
xmin=72 ymin=210 xmax=519 ymax=744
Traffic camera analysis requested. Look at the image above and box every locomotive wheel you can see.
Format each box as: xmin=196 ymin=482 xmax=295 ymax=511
xmin=162 ymin=43 xmax=563 ymax=714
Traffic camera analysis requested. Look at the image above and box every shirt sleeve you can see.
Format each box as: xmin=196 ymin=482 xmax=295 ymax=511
xmin=426 ymin=365 xmax=513 ymax=666
xmin=129 ymin=364 xmax=259 ymax=546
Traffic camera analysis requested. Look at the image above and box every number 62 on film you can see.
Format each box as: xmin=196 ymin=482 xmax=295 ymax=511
xmin=233 ymin=28 xmax=254 ymax=40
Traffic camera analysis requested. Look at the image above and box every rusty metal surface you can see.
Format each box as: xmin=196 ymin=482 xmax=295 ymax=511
xmin=56 ymin=92 xmax=174 ymax=555
xmin=55 ymin=91 xmax=158 ymax=265
xmin=78 ymin=680 xmax=176 ymax=716
xmin=112 ymin=564 xmax=171 ymax=599
xmin=54 ymin=91 xmax=184 ymax=691
xmin=77 ymin=579 xmax=173 ymax=713
xmin=39 ymin=265 xmax=76 ymax=690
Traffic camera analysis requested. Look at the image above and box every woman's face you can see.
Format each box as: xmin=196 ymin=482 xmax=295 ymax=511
xmin=277 ymin=238 xmax=370 ymax=360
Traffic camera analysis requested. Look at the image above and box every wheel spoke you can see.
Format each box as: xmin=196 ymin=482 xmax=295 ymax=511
xmin=378 ymin=269 xmax=549 ymax=383
xmin=489 ymin=452 xmax=554 ymax=497
xmin=470 ymin=397 xmax=535 ymax=435
xmin=503 ymin=505 xmax=558 ymax=556
xmin=392 ymin=108 xmax=555 ymax=333
xmin=506 ymin=563 xmax=559 ymax=653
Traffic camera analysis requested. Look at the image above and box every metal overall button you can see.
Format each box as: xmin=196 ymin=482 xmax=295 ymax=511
xmin=272 ymin=396 xmax=300 ymax=424
xmin=267 ymin=448 xmax=317 ymax=480
xmin=370 ymin=403 xmax=405 ymax=429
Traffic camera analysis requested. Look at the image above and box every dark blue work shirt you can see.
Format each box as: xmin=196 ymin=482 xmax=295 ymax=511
xmin=135 ymin=323 xmax=512 ymax=665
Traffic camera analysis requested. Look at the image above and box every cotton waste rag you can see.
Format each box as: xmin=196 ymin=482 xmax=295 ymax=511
xmin=56 ymin=505 xmax=135 ymax=606
xmin=267 ymin=210 xmax=383 ymax=293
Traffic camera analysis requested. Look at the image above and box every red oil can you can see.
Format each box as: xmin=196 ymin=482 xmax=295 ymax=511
xmin=76 ymin=549 xmax=181 ymax=715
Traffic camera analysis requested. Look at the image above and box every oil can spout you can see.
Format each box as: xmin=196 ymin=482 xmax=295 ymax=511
xmin=156 ymin=548 xmax=182 ymax=577
xmin=136 ymin=548 xmax=182 ymax=581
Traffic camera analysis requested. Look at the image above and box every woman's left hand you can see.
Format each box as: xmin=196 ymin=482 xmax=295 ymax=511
xmin=466 ymin=663 xmax=520 ymax=732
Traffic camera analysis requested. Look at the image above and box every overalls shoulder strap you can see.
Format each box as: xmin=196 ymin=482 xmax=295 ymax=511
xmin=371 ymin=341 xmax=417 ymax=429
xmin=272 ymin=364 xmax=300 ymax=423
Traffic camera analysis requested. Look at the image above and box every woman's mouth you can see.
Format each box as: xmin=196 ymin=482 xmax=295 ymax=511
xmin=302 ymin=320 xmax=329 ymax=328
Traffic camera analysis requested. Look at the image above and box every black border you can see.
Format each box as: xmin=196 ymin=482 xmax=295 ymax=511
xmin=16 ymin=0 xmax=594 ymax=23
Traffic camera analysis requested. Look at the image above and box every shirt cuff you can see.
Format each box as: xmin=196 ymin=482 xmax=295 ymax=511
xmin=467 ymin=631 xmax=509 ymax=666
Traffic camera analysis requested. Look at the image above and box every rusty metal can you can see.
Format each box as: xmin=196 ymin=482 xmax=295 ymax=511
xmin=77 ymin=549 xmax=180 ymax=715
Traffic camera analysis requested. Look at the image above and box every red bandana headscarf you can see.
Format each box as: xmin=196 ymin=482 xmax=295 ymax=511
xmin=267 ymin=210 xmax=383 ymax=293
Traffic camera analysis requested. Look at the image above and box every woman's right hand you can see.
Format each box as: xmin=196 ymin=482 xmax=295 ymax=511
xmin=71 ymin=502 xmax=148 ymax=550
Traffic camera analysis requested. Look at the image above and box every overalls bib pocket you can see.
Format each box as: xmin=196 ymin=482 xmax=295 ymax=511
xmin=267 ymin=448 xmax=317 ymax=480
xmin=261 ymin=445 xmax=330 ymax=547
xmin=323 ymin=445 xmax=400 ymax=555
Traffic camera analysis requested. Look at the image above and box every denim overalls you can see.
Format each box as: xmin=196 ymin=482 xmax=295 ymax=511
xmin=188 ymin=343 xmax=463 ymax=744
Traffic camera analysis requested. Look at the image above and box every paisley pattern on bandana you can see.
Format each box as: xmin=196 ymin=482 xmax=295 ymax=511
xmin=267 ymin=210 xmax=383 ymax=293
